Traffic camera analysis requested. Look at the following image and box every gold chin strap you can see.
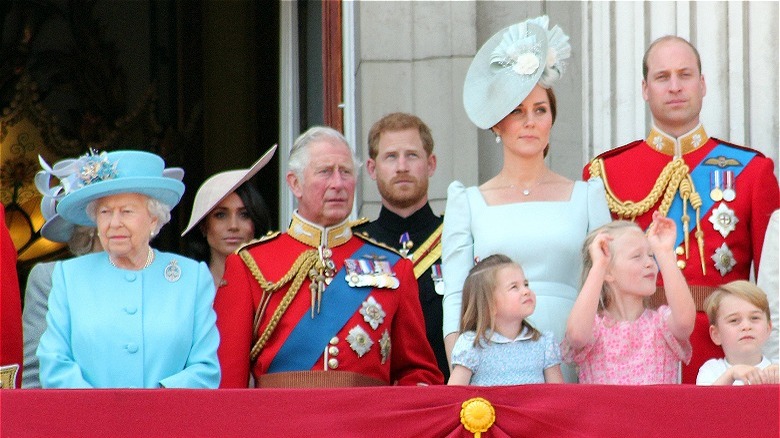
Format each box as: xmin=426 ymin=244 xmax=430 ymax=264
xmin=590 ymin=157 xmax=706 ymax=275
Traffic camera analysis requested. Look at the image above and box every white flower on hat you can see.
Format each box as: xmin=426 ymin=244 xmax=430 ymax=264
xmin=538 ymin=22 xmax=571 ymax=88
xmin=512 ymin=52 xmax=540 ymax=75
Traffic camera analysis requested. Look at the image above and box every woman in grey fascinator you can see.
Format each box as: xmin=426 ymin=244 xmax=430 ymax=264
xmin=442 ymin=16 xmax=612 ymax=382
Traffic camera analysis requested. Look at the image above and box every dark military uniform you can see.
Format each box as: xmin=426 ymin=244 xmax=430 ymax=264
xmin=355 ymin=204 xmax=448 ymax=379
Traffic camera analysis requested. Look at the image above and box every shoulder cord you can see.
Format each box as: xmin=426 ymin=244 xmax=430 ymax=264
xmin=239 ymin=248 xmax=321 ymax=362
xmin=590 ymin=157 xmax=706 ymax=274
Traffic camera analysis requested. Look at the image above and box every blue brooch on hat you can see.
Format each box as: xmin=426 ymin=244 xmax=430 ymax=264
xmin=463 ymin=15 xmax=571 ymax=130
xmin=77 ymin=149 xmax=118 ymax=187
xmin=41 ymin=149 xmax=185 ymax=226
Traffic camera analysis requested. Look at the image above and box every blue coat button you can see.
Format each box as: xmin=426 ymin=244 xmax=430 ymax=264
xmin=126 ymin=343 xmax=139 ymax=353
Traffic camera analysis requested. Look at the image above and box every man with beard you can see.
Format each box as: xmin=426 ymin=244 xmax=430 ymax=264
xmin=216 ymin=126 xmax=443 ymax=387
xmin=356 ymin=113 xmax=448 ymax=379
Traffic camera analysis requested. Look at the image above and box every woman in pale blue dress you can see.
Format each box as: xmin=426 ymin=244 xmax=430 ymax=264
xmin=442 ymin=16 xmax=611 ymax=382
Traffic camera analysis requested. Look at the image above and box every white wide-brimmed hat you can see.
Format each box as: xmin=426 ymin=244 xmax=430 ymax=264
xmin=181 ymin=145 xmax=277 ymax=236
xmin=463 ymin=15 xmax=571 ymax=130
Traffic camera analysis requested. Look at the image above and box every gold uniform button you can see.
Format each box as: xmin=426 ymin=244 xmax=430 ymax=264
xmin=675 ymin=246 xmax=685 ymax=256
xmin=328 ymin=346 xmax=339 ymax=356
xmin=329 ymin=337 xmax=339 ymax=346
xmin=327 ymin=358 xmax=339 ymax=369
xmin=677 ymin=260 xmax=686 ymax=269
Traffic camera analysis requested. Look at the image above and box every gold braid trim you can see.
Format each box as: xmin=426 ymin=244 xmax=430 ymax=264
xmin=590 ymin=157 xmax=689 ymax=219
xmin=590 ymin=157 xmax=706 ymax=274
xmin=240 ymin=248 xmax=320 ymax=362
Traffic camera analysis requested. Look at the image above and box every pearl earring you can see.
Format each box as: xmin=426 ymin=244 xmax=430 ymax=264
xmin=495 ymin=136 xmax=501 ymax=144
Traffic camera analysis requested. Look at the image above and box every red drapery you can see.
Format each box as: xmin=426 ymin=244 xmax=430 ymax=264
xmin=2 ymin=384 xmax=778 ymax=437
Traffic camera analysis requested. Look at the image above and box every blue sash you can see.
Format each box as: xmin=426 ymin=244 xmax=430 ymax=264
xmin=267 ymin=243 xmax=400 ymax=373
xmin=667 ymin=144 xmax=756 ymax=246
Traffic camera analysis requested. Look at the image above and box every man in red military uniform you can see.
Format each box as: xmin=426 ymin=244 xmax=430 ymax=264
xmin=1 ymin=204 xmax=24 ymax=388
xmin=215 ymin=126 xmax=444 ymax=388
xmin=585 ymin=36 xmax=780 ymax=383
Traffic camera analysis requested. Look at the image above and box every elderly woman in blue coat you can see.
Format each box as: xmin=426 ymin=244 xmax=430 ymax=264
xmin=36 ymin=150 xmax=220 ymax=388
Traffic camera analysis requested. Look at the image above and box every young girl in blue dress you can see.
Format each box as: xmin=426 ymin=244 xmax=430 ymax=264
xmin=447 ymin=254 xmax=564 ymax=385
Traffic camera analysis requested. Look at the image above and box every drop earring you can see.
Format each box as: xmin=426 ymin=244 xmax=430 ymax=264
xmin=495 ymin=136 xmax=501 ymax=144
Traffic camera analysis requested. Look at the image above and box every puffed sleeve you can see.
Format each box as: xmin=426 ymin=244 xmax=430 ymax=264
xmin=656 ymin=305 xmax=692 ymax=365
xmin=541 ymin=331 xmax=563 ymax=369
xmin=442 ymin=181 xmax=474 ymax=337
xmin=22 ymin=263 xmax=54 ymax=388
xmin=586 ymin=177 xmax=612 ymax=232
xmin=214 ymin=252 xmax=256 ymax=387
xmin=757 ymin=210 xmax=779 ymax=363
xmin=159 ymin=261 xmax=221 ymax=388
xmin=37 ymin=262 xmax=92 ymax=388
xmin=450 ymin=332 xmax=479 ymax=373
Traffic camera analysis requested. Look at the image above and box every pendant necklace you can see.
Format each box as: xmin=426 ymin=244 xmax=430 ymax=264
xmin=510 ymin=178 xmax=544 ymax=196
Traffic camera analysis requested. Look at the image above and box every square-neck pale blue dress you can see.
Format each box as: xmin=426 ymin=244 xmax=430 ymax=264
xmin=442 ymin=178 xmax=612 ymax=382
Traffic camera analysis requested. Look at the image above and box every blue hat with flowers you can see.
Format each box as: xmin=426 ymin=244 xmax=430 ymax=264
xmin=47 ymin=150 xmax=185 ymax=226
xmin=463 ymin=16 xmax=571 ymax=130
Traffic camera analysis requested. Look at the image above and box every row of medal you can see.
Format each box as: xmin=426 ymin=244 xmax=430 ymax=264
xmin=709 ymin=170 xmax=737 ymax=202
xmin=344 ymin=257 xmax=400 ymax=289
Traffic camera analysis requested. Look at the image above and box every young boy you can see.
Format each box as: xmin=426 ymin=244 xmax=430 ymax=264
xmin=697 ymin=281 xmax=779 ymax=385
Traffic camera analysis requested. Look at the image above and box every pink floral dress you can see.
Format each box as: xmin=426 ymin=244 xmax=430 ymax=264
xmin=561 ymin=306 xmax=692 ymax=384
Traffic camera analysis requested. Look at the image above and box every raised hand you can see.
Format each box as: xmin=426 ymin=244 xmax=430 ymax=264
xmin=647 ymin=211 xmax=676 ymax=253
xmin=589 ymin=232 xmax=613 ymax=268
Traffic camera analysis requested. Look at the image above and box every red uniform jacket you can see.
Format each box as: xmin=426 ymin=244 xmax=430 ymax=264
xmin=585 ymin=136 xmax=778 ymax=291
xmin=1 ymin=204 xmax=23 ymax=389
xmin=585 ymin=132 xmax=779 ymax=383
xmin=215 ymin=218 xmax=443 ymax=388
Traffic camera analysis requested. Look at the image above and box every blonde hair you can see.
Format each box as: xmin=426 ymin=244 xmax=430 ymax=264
xmin=460 ymin=254 xmax=540 ymax=347
xmin=581 ymin=220 xmax=644 ymax=310
xmin=704 ymin=280 xmax=771 ymax=325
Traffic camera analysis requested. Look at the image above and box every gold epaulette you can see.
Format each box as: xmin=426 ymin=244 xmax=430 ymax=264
xmin=349 ymin=217 xmax=370 ymax=228
xmin=235 ymin=230 xmax=281 ymax=253
xmin=354 ymin=231 xmax=405 ymax=257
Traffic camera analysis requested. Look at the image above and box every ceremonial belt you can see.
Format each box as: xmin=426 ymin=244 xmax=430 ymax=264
xmin=257 ymin=370 xmax=385 ymax=388
xmin=650 ymin=285 xmax=716 ymax=312
xmin=668 ymin=144 xmax=756 ymax=249
xmin=411 ymin=223 xmax=443 ymax=279
xmin=267 ymin=243 xmax=400 ymax=373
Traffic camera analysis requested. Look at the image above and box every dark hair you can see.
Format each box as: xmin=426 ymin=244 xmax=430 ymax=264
xmin=642 ymin=35 xmax=702 ymax=80
xmin=367 ymin=112 xmax=434 ymax=159
xmin=184 ymin=181 xmax=271 ymax=264
xmin=543 ymin=87 xmax=557 ymax=158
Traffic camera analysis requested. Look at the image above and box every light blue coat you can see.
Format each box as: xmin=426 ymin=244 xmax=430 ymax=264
xmin=37 ymin=251 xmax=220 ymax=388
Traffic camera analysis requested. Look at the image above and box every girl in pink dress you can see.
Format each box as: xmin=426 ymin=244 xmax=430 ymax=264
xmin=562 ymin=212 xmax=696 ymax=384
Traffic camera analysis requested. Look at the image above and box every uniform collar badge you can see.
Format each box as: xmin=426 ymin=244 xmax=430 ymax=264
xmin=289 ymin=212 xmax=352 ymax=248
xmin=646 ymin=124 xmax=709 ymax=156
